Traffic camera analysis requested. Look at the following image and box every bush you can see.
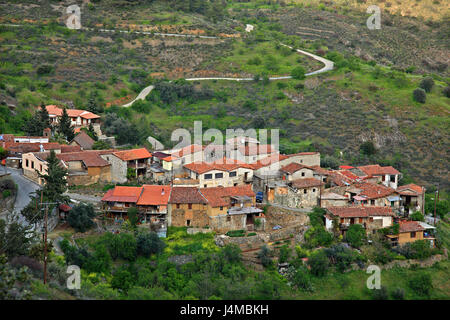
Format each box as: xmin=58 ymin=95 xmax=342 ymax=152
xmin=371 ymin=285 xmax=389 ymax=300
xmin=325 ymin=244 xmax=356 ymax=272
xmin=419 ymin=76 xmax=435 ymax=93
xmin=291 ymin=66 xmax=306 ymax=80
xmin=443 ymin=86 xmax=450 ymax=98
xmin=345 ymin=224 xmax=366 ymax=248
xmin=391 ymin=287 xmax=405 ymax=300
xmin=408 ymin=272 xmax=433 ymax=296
xmin=410 ymin=211 xmax=424 ymax=221
xmin=111 ymin=268 xmax=135 ymax=292
xmin=307 ymin=250 xmax=329 ymax=277
xmin=136 ymin=232 xmax=166 ymax=257
xmin=288 ymin=266 xmax=313 ymax=292
xmin=278 ymin=245 xmax=291 ymax=263
xmin=257 ymin=245 xmax=273 ymax=268
xmin=36 ymin=65 xmax=54 ymax=76
xmin=67 ymin=203 xmax=96 ymax=233
xmin=226 ymin=230 xmax=246 ymax=237
xmin=413 ymin=88 xmax=426 ymax=103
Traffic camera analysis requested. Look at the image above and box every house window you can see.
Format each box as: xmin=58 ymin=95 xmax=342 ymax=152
xmin=312 ymin=188 xmax=316 ymax=193
xmin=186 ymin=220 xmax=191 ymax=226
xmin=204 ymin=184 xmax=207 ymax=188
xmin=204 ymin=174 xmax=213 ymax=180
xmin=340 ymin=218 xmax=344 ymax=223
xmin=301 ymin=172 xmax=305 ymax=177
xmin=390 ymin=175 xmax=395 ymax=182
xmin=369 ymin=217 xmax=374 ymax=222
xmin=40 ymin=164 xmax=42 ymax=172
xmin=303 ymin=189 xmax=307 ymax=194
xmin=411 ymin=232 xmax=416 ymax=238
xmin=215 ymin=173 xmax=223 ymax=179
xmin=26 ymin=159 xmax=29 ymax=167
xmin=176 ymin=204 xmax=180 ymax=209
xmin=229 ymin=171 xmax=237 ymax=177
xmin=371 ymin=200 xmax=375 ymax=205
xmin=220 ymin=206 xmax=223 ymax=211
xmin=359 ymin=218 xmax=363 ymax=223
xmin=188 ymin=204 xmax=192 ymax=210
xmin=227 ymin=216 xmax=231 ymax=222
xmin=31 ymin=161 xmax=34 ymax=169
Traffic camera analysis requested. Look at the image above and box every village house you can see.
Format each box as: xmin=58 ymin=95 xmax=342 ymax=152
xmin=267 ymin=178 xmax=324 ymax=208
xmin=386 ymin=220 xmax=436 ymax=247
xmin=102 ymin=185 xmax=171 ymax=224
xmin=167 ymin=187 xmax=209 ymax=228
xmin=199 ymin=185 xmax=263 ymax=232
xmin=396 ymin=184 xmax=426 ymax=215
xmin=320 ymin=192 xmax=349 ymax=208
xmin=344 ymin=182 xmax=400 ymax=209
xmin=280 ymin=163 xmax=315 ymax=181
xmin=22 ymin=150 xmax=113 ymax=186
xmin=70 ymin=131 xmax=95 ymax=150
xmin=167 ymin=144 xmax=205 ymax=173
xmin=102 ymin=184 xmax=262 ymax=233
xmin=183 ymin=158 xmax=254 ymax=188
xmin=325 ymin=206 xmax=395 ymax=236
xmin=102 ymin=148 xmax=152 ymax=183
xmin=45 ymin=105 xmax=102 ymax=136
xmin=354 ymin=165 xmax=401 ymax=189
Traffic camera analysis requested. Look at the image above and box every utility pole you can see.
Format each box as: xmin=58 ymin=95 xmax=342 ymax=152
xmin=433 ymin=189 xmax=438 ymax=226
xmin=39 ymin=191 xmax=58 ymax=285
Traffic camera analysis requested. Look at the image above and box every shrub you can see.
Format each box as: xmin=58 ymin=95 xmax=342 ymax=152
xmin=325 ymin=244 xmax=356 ymax=272
xmin=111 ymin=268 xmax=135 ymax=292
xmin=419 ymin=76 xmax=435 ymax=93
xmin=307 ymin=250 xmax=329 ymax=277
xmin=67 ymin=203 xmax=96 ymax=233
xmin=345 ymin=224 xmax=366 ymax=248
xmin=291 ymin=66 xmax=306 ymax=80
xmin=413 ymin=88 xmax=426 ymax=103
xmin=391 ymin=287 xmax=405 ymax=300
xmin=36 ymin=65 xmax=54 ymax=76
xmin=278 ymin=245 xmax=291 ymax=263
xmin=443 ymin=86 xmax=450 ymax=98
xmin=136 ymin=232 xmax=166 ymax=257
xmin=226 ymin=230 xmax=246 ymax=237
xmin=408 ymin=272 xmax=433 ymax=296
xmin=289 ymin=266 xmax=313 ymax=292
xmin=372 ymin=285 xmax=389 ymax=300
xmin=257 ymin=245 xmax=273 ymax=268
xmin=410 ymin=211 xmax=424 ymax=221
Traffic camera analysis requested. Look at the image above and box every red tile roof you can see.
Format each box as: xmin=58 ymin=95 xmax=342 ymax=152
xmin=57 ymin=151 xmax=110 ymax=167
xmin=200 ymin=185 xmax=255 ymax=207
xmin=309 ymin=165 xmax=330 ymax=176
xmin=291 ymin=178 xmax=324 ymax=188
xmin=113 ymin=148 xmax=152 ymax=161
xmin=184 ymin=158 xmax=252 ymax=174
xmin=339 ymin=165 xmax=354 ymax=170
xmin=327 ymin=206 xmax=394 ymax=218
xmin=397 ymin=184 xmax=425 ymax=195
xmin=45 ymin=105 xmax=100 ymax=119
xmin=351 ymin=182 xmax=395 ymax=200
xmin=358 ymin=164 xmax=400 ymax=176
xmin=6 ymin=142 xmax=61 ymax=154
xmin=169 ymin=187 xmax=207 ymax=204
xmin=72 ymin=131 xmax=95 ymax=150
xmin=60 ymin=145 xmax=82 ymax=153
xmin=399 ymin=220 xmax=424 ymax=233
xmin=280 ymin=162 xmax=310 ymax=174
xmin=102 ymin=186 xmax=143 ymax=203
xmin=250 ymin=154 xmax=289 ymax=170
xmin=136 ymin=185 xmax=171 ymax=206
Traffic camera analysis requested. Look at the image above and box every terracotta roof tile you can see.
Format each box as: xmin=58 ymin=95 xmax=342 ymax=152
xmin=72 ymin=131 xmax=95 ymax=150
xmin=397 ymin=184 xmax=425 ymax=195
xmin=250 ymin=154 xmax=289 ymax=170
xmin=101 ymin=186 xmax=143 ymax=203
xmin=57 ymin=150 xmax=110 ymax=167
xmin=169 ymin=187 xmax=207 ymax=204
xmin=291 ymin=178 xmax=324 ymax=188
xmin=358 ymin=164 xmax=400 ymax=176
xmin=399 ymin=220 xmax=424 ymax=233
xmin=184 ymin=158 xmax=252 ymax=174
xmin=171 ymin=144 xmax=205 ymax=157
xmin=200 ymin=185 xmax=255 ymax=207
xmin=45 ymin=105 xmax=100 ymax=119
xmin=113 ymin=148 xmax=152 ymax=161
xmin=280 ymin=162 xmax=310 ymax=174
xmin=136 ymin=185 xmax=171 ymax=206
xmin=327 ymin=206 xmax=394 ymax=218
xmin=352 ymin=182 xmax=395 ymax=199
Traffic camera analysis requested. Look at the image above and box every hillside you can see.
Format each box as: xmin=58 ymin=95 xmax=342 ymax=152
xmin=0 ymin=0 xmax=448 ymax=189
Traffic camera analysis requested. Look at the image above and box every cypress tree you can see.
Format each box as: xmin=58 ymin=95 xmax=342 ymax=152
xmin=38 ymin=150 xmax=69 ymax=204
xmin=59 ymin=107 xmax=75 ymax=141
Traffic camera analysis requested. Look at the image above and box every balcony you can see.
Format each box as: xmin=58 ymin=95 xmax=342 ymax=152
xmin=128 ymin=162 xmax=148 ymax=169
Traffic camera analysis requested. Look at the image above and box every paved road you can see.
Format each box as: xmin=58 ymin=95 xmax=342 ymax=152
xmin=122 ymin=85 xmax=154 ymax=107
xmin=122 ymin=44 xmax=334 ymax=107
xmin=3 ymin=167 xmax=40 ymax=225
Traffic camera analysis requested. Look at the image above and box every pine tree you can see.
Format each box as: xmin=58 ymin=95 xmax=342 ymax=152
xmin=38 ymin=150 xmax=69 ymax=204
xmin=58 ymin=107 xmax=75 ymax=141
xmin=38 ymin=103 xmax=50 ymax=130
